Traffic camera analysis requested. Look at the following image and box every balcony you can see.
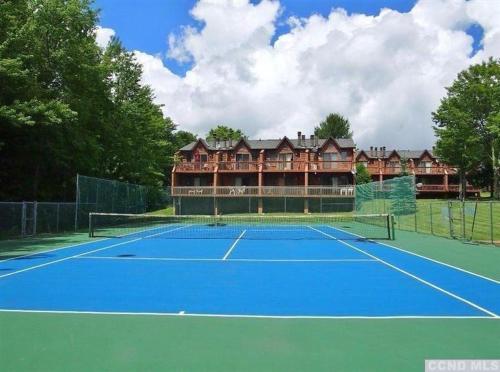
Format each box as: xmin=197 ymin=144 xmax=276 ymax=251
xmin=417 ymin=184 xmax=480 ymax=193
xmin=413 ymin=167 xmax=447 ymax=175
xmin=262 ymin=161 xmax=306 ymax=172
xmin=363 ymin=163 xmax=457 ymax=176
xmin=171 ymin=186 xmax=355 ymax=198
xmin=309 ymin=161 xmax=352 ymax=172
xmin=175 ymin=162 xmax=216 ymax=173
xmin=218 ymin=161 xmax=259 ymax=172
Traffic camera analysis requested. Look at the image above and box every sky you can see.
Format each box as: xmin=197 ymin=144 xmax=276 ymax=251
xmin=93 ymin=0 xmax=499 ymax=149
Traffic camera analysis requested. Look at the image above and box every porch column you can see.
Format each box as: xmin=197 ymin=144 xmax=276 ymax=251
xmin=444 ymin=171 xmax=448 ymax=192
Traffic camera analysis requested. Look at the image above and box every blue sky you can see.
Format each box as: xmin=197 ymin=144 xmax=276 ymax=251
xmin=94 ymin=0 xmax=485 ymax=76
xmin=93 ymin=0 xmax=493 ymax=147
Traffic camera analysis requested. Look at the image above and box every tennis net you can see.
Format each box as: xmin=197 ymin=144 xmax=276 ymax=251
xmin=89 ymin=213 xmax=394 ymax=240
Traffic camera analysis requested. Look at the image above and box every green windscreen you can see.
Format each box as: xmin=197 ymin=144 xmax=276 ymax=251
xmin=355 ymin=176 xmax=416 ymax=216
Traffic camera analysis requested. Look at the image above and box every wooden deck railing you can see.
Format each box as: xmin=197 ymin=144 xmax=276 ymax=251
xmin=175 ymin=160 xmax=353 ymax=172
xmin=262 ymin=161 xmax=306 ymax=171
xmin=218 ymin=161 xmax=259 ymax=172
xmin=171 ymin=186 xmax=355 ymax=197
xmin=418 ymin=184 xmax=480 ymax=192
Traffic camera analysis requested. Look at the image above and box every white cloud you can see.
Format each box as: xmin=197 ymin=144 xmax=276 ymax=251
xmin=136 ymin=0 xmax=500 ymax=148
xmin=95 ymin=26 xmax=115 ymax=48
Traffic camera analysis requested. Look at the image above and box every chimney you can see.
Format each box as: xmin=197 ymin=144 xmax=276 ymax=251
xmin=382 ymin=146 xmax=386 ymax=157
xmin=375 ymin=147 xmax=378 ymax=157
xmin=370 ymin=146 xmax=373 ymax=156
xmin=310 ymin=134 xmax=314 ymax=147
xmin=302 ymin=134 xmax=306 ymax=146
xmin=229 ymin=138 xmax=233 ymax=148
xmin=297 ymin=131 xmax=302 ymax=146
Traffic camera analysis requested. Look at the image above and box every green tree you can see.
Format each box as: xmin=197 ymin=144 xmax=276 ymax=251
xmin=314 ymin=113 xmax=353 ymax=139
xmin=399 ymin=156 xmax=409 ymax=176
xmin=355 ymin=163 xmax=371 ymax=184
xmin=206 ymin=125 xmax=245 ymax=141
xmin=432 ymin=59 xmax=500 ymax=200
xmin=0 ymin=0 xmax=104 ymax=200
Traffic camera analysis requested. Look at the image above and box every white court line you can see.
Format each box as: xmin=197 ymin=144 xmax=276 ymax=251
xmin=0 ymin=220 xmax=180 ymax=264
xmin=75 ymin=256 xmax=377 ymax=263
xmin=0 ymin=308 xmax=496 ymax=320
xmin=0 ymin=225 xmax=190 ymax=280
xmin=328 ymin=225 xmax=500 ymax=285
xmin=308 ymin=226 xmax=498 ymax=318
xmin=222 ymin=230 xmax=246 ymax=260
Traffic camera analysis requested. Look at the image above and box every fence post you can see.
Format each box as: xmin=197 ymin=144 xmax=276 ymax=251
xmin=74 ymin=173 xmax=80 ymax=231
xmin=33 ymin=201 xmax=37 ymax=236
xmin=448 ymin=201 xmax=453 ymax=238
xmin=21 ymin=201 xmax=26 ymax=237
xmin=461 ymin=201 xmax=466 ymax=240
xmin=490 ymin=201 xmax=494 ymax=245
xmin=429 ymin=203 xmax=433 ymax=235
xmin=56 ymin=203 xmax=60 ymax=233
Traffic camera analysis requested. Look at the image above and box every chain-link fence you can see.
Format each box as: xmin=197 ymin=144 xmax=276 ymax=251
xmin=0 ymin=202 xmax=77 ymax=239
xmin=1 ymin=175 xmax=173 ymax=239
xmin=173 ymin=196 xmax=354 ymax=215
xmin=394 ymin=200 xmax=499 ymax=245
xmin=75 ymin=175 xmax=172 ymax=229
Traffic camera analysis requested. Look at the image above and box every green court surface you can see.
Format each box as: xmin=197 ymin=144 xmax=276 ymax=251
xmin=1 ymin=229 xmax=499 ymax=371
xmin=1 ymin=314 xmax=499 ymax=371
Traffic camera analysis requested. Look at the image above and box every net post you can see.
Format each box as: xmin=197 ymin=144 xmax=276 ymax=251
xmin=88 ymin=212 xmax=93 ymax=238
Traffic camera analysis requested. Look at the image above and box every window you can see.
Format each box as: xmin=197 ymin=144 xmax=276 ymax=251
xmin=236 ymin=153 xmax=250 ymax=170
xmin=278 ymin=153 xmax=292 ymax=170
xmin=323 ymin=152 xmax=337 ymax=169
xmin=340 ymin=151 xmax=348 ymax=160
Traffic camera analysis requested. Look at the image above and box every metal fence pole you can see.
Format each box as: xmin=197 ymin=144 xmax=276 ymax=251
xmin=33 ymin=201 xmax=37 ymax=236
xmin=56 ymin=203 xmax=60 ymax=233
xmin=429 ymin=203 xmax=433 ymax=235
xmin=461 ymin=201 xmax=466 ymax=240
xmin=21 ymin=201 xmax=26 ymax=237
xmin=448 ymin=201 xmax=453 ymax=238
xmin=74 ymin=173 xmax=80 ymax=231
xmin=490 ymin=201 xmax=494 ymax=245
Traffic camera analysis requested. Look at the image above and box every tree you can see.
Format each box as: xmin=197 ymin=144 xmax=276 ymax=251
xmin=399 ymin=156 xmax=409 ymax=176
xmin=355 ymin=163 xmax=371 ymax=184
xmin=314 ymin=113 xmax=353 ymax=139
xmin=206 ymin=125 xmax=245 ymax=141
xmin=432 ymin=59 xmax=500 ymax=200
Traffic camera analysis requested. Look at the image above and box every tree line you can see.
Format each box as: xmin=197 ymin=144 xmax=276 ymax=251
xmin=0 ymin=0 xmax=195 ymax=201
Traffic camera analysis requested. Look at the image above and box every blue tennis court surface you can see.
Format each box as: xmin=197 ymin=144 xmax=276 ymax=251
xmin=0 ymin=224 xmax=499 ymax=318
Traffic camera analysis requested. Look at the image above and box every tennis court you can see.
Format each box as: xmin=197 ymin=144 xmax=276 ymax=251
xmin=0 ymin=214 xmax=498 ymax=319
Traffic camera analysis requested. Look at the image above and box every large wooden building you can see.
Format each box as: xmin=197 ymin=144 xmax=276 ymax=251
xmin=171 ymin=133 xmax=479 ymax=214
xmin=356 ymin=147 xmax=479 ymax=196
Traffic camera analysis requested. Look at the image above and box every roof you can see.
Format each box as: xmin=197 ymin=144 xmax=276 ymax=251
xmin=179 ymin=137 xmax=356 ymax=151
xmin=358 ymin=149 xmax=435 ymax=159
